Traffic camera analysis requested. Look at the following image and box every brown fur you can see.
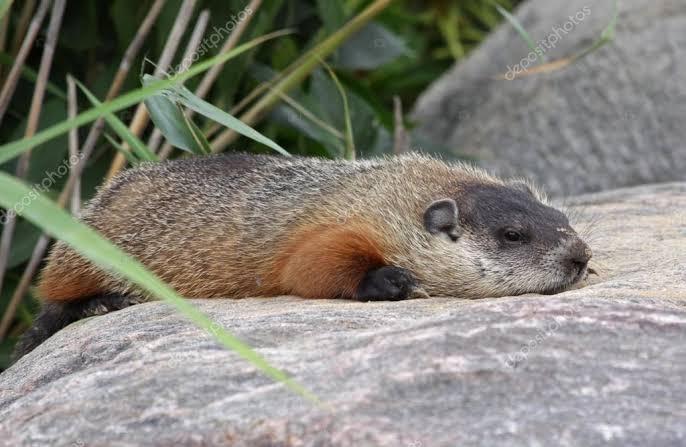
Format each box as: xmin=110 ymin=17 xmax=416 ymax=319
xmin=36 ymin=262 xmax=107 ymax=301
xmin=35 ymin=152 xmax=579 ymax=303
xmin=268 ymin=222 xmax=387 ymax=299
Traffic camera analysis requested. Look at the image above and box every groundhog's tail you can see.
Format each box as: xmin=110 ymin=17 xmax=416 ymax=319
xmin=12 ymin=294 xmax=140 ymax=362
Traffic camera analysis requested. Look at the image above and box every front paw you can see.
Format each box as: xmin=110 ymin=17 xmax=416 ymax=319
xmin=355 ymin=266 xmax=425 ymax=301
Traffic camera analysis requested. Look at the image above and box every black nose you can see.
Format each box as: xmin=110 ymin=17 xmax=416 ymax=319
xmin=570 ymin=257 xmax=588 ymax=276
xmin=567 ymin=240 xmax=592 ymax=275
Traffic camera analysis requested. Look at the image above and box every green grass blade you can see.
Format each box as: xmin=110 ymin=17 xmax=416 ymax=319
xmin=185 ymin=115 xmax=212 ymax=155
xmin=104 ymin=133 xmax=141 ymax=165
xmin=573 ymin=0 xmax=618 ymax=61
xmin=279 ymin=92 xmax=344 ymax=140
xmin=0 ymin=172 xmax=320 ymax=403
xmin=75 ymin=79 xmax=158 ymax=162
xmin=170 ymin=83 xmax=291 ymax=157
xmin=492 ymin=2 xmax=545 ymax=62
xmin=601 ymin=0 xmax=619 ymax=41
xmin=318 ymin=61 xmax=355 ymax=160
xmin=0 ymin=30 xmax=292 ymax=165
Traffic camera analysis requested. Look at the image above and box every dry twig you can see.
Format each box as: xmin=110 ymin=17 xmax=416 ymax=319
xmin=10 ymin=0 xmax=36 ymax=56
xmin=0 ymin=0 xmax=51 ymax=123
xmin=0 ymin=9 xmax=10 ymax=81
xmin=392 ymin=96 xmax=409 ymax=154
xmin=66 ymin=75 xmax=80 ymax=214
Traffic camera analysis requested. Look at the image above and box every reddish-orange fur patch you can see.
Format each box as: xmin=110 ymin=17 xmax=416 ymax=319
xmin=36 ymin=261 xmax=107 ymax=301
xmin=268 ymin=223 xmax=387 ymax=299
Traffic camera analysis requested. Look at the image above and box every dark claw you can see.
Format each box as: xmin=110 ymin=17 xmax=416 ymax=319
xmin=355 ymin=266 xmax=419 ymax=301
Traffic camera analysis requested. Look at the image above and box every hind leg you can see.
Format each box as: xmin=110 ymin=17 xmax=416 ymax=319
xmin=12 ymin=294 xmax=144 ymax=362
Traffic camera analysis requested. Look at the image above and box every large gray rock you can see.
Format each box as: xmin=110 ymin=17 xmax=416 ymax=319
xmin=1 ymin=182 xmax=685 ymax=446
xmin=412 ymin=0 xmax=686 ymax=196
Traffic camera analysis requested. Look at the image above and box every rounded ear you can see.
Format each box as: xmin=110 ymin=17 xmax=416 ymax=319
xmin=423 ymin=199 xmax=460 ymax=241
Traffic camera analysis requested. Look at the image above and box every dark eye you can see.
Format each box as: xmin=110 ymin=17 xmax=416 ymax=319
xmin=503 ymin=229 xmax=523 ymax=243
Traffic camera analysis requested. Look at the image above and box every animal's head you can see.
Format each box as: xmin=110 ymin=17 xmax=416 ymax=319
xmin=421 ymin=180 xmax=591 ymax=297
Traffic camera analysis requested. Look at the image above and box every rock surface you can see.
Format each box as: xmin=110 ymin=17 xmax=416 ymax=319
xmin=1 ymin=182 xmax=685 ymax=447
xmin=412 ymin=0 xmax=686 ymax=196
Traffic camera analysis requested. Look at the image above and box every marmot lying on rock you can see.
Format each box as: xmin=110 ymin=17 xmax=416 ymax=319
xmin=15 ymin=152 xmax=591 ymax=359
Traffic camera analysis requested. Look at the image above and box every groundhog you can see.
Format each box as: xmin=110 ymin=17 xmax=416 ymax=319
xmin=14 ymin=152 xmax=591 ymax=359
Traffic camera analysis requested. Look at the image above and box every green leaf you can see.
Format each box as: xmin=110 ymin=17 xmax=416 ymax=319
xmin=316 ymin=0 xmax=347 ymax=36
xmin=268 ymin=65 xmax=378 ymax=159
xmin=0 ymin=171 xmax=320 ymax=403
xmin=271 ymin=107 xmax=334 ymax=153
xmin=75 ymin=79 xmax=158 ymax=162
xmin=336 ymin=22 xmax=410 ymax=70
xmin=250 ymin=63 xmax=344 ymax=144
xmin=166 ymin=82 xmax=291 ymax=157
xmin=0 ymin=30 xmax=292 ymax=165
xmin=142 ymin=74 xmax=210 ymax=155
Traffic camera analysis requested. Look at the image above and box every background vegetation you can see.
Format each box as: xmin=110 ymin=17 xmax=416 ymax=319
xmin=0 ymin=0 xmax=522 ymax=370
